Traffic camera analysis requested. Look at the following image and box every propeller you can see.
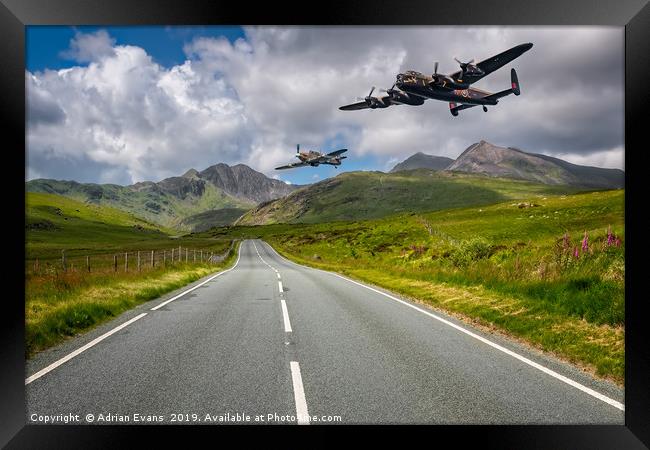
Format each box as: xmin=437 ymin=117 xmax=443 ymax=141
xmin=296 ymin=144 xmax=300 ymax=154
xmin=379 ymin=82 xmax=397 ymax=94
xmin=430 ymin=61 xmax=442 ymax=84
xmin=356 ymin=86 xmax=377 ymax=103
xmin=454 ymin=57 xmax=475 ymax=72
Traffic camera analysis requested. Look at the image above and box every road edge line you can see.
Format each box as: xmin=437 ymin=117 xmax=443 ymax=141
xmin=150 ymin=240 xmax=243 ymax=311
xmin=26 ymin=313 xmax=148 ymax=385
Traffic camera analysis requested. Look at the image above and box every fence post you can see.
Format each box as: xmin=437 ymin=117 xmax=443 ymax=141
xmin=86 ymin=255 xmax=90 ymax=272
xmin=194 ymin=249 xmax=196 ymax=262
xmin=34 ymin=258 xmax=39 ymax=273
xmin=151 ymin=250 xmax=154 ymax=268
xmin=137 ymin=251 xmax=141 ymax=272
xmin=171 ymin=248 xmax=174 ymax=263
xmin=200 ymin=250 xmax=203 ymax=261
xmin=61 ymin=249 xmax=66 ymax=272
xmin=163 ymin=250 xmax=166 ymax=266
xmin=186 ymin=248 xmax=188 ymax=262
xmin=114 ymin=254 xmax=117 ymax=272
xmin=178 ymin=245 xmax=181 ymax=261
xmin=125 ymin=252 xmax=128 ymax=271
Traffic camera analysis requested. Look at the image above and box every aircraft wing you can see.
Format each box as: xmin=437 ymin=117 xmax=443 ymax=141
xmin=339 ymin=101 xmax=371 ymax=111
xmin=448 ymin=43 xmax=533 ymax=85
xmin=275 ymin=161 xmax=309 ymax=170
xmin=326 ymin=148 xmax=348 ymax=157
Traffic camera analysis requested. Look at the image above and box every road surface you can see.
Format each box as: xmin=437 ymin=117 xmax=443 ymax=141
xmin=26 ymin=240 xmax=624 ymax=425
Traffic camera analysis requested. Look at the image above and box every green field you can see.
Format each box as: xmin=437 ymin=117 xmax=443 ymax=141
xmin=238 ymin=169 xmax=585 ymax=225
xmin=27 ymin=192 xmax=231 ymax=260
xmin=25 ymin=192 xmax=238 ymax=356
xmin=208 ymin=189 xmax=625 ymax=384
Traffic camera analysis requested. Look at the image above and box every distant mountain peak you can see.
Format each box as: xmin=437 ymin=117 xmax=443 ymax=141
xmin=182 ymin=168 xmax=199 ymax=179
xmin=447 ymin=141 xmax=623 ymax=188
xmin=390 ymin=152 xmax=455 ymax=173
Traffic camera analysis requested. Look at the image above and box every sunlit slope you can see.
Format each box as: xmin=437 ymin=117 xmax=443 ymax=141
xmin=237 ymin=169 xmax=588 ymax=225
xmin=26 ymin=192 xmax=169 ymax=258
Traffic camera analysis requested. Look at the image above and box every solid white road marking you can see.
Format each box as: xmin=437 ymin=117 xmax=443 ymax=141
xmin=151 ymin=241 xmax=242 ymax=311
xmin=261 ymin=241 xmax=625 ymax=412
xmin=26 ymin=242 xmax=244 ymax=385
xmin=281 ymin=299 xmax=293 ymax=333
xmin=290 ymin=361 xmax=310 ymax=425
xmin=26 ymin=313 xmax=148 ymax=385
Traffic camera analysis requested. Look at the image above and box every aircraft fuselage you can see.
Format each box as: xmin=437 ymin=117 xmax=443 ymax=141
xmin=396 ymin=72 xmax=498 ymax=106
xmin=297 ymin=151 xmax=343 ymax=166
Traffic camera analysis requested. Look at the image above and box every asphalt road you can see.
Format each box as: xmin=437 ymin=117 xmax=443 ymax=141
xmin=26 ymin=239 xmax=625 ymax=425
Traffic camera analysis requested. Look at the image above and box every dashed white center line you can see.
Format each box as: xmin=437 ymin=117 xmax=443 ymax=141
xmin=290 ymin=361 xmax=310 ymax=425
xmin=281 ymin=300 xmax=293 ymax=333
xmin=278 ymin=280 xmax=284 ymax=293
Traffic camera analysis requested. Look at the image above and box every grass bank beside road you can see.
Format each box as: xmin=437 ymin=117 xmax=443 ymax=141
xmin=26 ymin=243 xmax=238 ymax=357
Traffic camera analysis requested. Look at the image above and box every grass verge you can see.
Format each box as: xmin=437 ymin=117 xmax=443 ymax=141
xmin=25 ymin=241 xmax=239 ymax=358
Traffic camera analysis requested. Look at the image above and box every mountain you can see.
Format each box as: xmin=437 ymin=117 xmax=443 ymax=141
xmin=236 ymin=169 xmax=581 ymax=225
xmin=390 ymin=152 xmax=455 ymax=172
xmin=26 ymin=163 xmax=297 ymax=231
xmin=447 ymin=141 xmax=624 ymax=189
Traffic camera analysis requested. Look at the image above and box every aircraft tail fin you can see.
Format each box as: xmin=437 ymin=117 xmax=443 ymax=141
xmin=511 ymin=68 xmax=520 ymax=95
xmin=482 ymin=69 xmax=521 ymax=103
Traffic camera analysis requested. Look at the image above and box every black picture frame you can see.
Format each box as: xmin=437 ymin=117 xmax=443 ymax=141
xmin=2 ymin=0 xmax=648 ymax=447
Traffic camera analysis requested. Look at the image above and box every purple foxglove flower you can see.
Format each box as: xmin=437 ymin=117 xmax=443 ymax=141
xmin=606 ymin=225 xmax=614 ymax=246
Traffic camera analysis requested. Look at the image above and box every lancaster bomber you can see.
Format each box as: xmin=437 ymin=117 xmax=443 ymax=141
xmin=275 ymin=144 xmax=348 ymax=170
xmin=339 ymin=42 xmax=533 ymax=116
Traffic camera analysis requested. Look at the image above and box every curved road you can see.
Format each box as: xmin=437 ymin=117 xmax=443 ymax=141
xmin=26 ymin=240 xmax=624 ymax=425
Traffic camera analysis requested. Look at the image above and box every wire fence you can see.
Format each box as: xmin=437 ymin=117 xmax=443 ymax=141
xmin=27 ymin=241 xmax=236 ymax=277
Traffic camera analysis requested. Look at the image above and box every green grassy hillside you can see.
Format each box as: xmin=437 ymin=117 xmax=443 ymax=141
xmin=26 ymin=192 xmax=231 ymax=261
xmin=26 ymin=179 xmax=254 ymax=231
xmin=180 ymin=208 xmax=249 ymax=232
xmin=238 ymin=169 xmax=585 ymax=225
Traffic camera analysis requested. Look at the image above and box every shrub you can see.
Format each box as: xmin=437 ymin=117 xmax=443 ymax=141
xmin=449 ymin=237 xmax=493 ymax=267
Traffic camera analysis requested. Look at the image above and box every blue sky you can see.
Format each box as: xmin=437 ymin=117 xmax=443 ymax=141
xmin=26 ymin=26 xmax=624 ymax=186
xmin=27 ymin=26 xmax=246 ymax=71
